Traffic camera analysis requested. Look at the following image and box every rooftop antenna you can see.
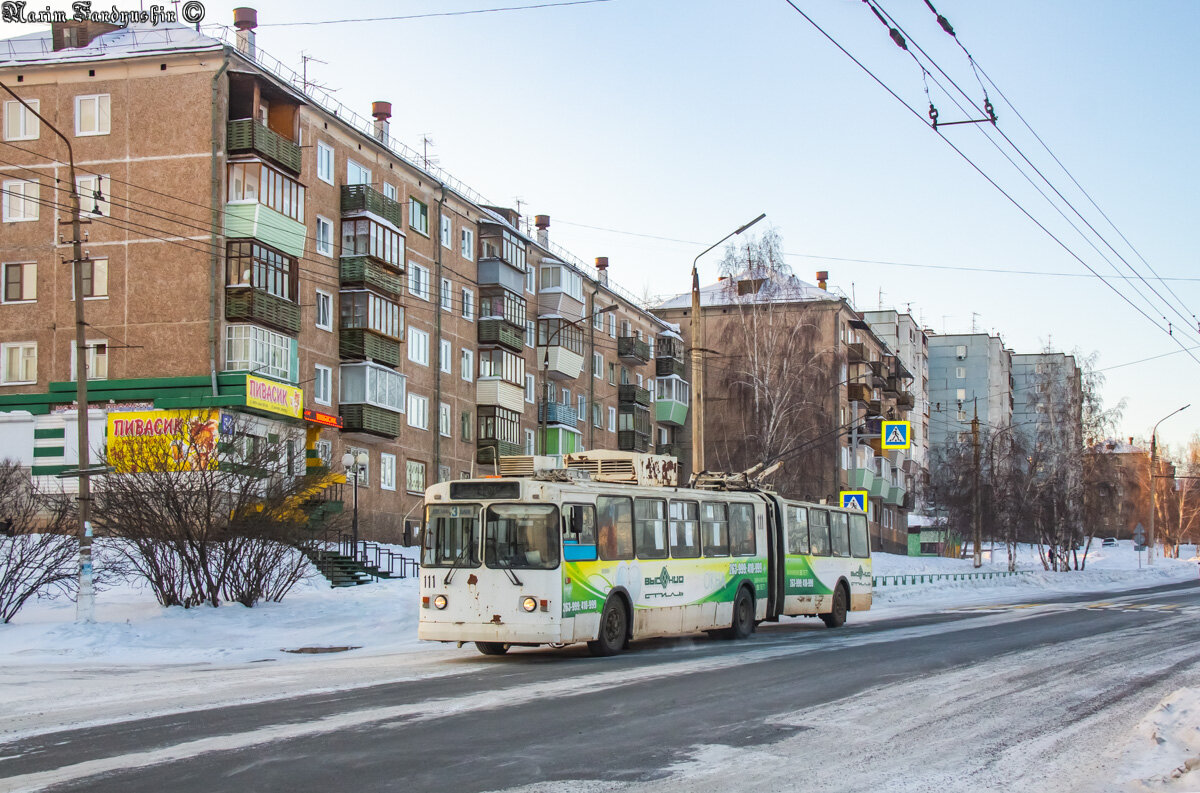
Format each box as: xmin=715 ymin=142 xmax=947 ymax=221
xmin=971 ymin=312 xmax=980 ymax=333
xmin=420 ymin=134 xmax=439 ymax=170
xmin=878 ymin=287 xmax=884 ymax=310
xmin=300 ymin=53 xmax=331 ymax=94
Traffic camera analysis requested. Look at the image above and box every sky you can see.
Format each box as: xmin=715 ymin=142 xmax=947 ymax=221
xmin=3 ymin=0 xmax=1197 ymax=451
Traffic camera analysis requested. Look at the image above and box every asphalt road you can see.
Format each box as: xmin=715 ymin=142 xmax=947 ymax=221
xmin=3 ymin=580 xmax=1199 ymax=793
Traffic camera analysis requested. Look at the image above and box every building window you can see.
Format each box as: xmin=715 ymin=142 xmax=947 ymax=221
xmin=440 ymin=215 xmax=453 ymax=249
xmin=410 ymin=197 xmax=429 ymax=236
xmin=76 ymin=258 xmax=108 ymax=299
xmin=578 ymin=395 xmax=586 ymax=422
xmin=608 ymin=406 xmax=616 ymax=432
xmin=526 ymin=320 xmax=535 ymax=348
xmin=316 ymin=440 xmax=332 ymax=466
xmin=227 ymin=162 xmax=305 ymax=223
xmin=461 ymin=410 xmax=473 ymax=441
xmin=460 ymin=228 xmax=474 ymax=260
xmin=76 ymin=174 xmax=110 ymax=217
xmin=2 ymin=262 xmax=36 ymax=302
xmin=538 ymin=264 xmax=584 ymax=301
xmin=956 ymin=345 xmax=968 ymax=359
xmin=409 ymin=327 xmax=430 ymax=366
xmin=226 ymin=241 xmax=293 ymax=301
xmin=1 ymin=342 xmax=37 ymax=384
xmin=461 ymin=349 xmax=474 ymax=382
xmin=593 ymin=310 xmax=604 ymax=330
xmin=524 ymin=429 xmax=535 ymax=455
xmin=2 ymin=179 xmax=38 ymax=222
xmin=409 ymin=262 xmax=430 ymax=300
xmin=380 ymin=453 xmax=397 ymax=491
xmin=341 ymin=218 xmax=403 ymax=267
xmin=314 ymin=363 xmax=332 ymax=405
xmin=75 ymin=94 xmax=110 ymax=136
xmin=340 ymin=290 xmax=401 ymax=339
xmin=346 ymin=446 xmax=370 ymax=485
xmin=608 ymin=362 xmax=616 ymax=385
xmin=439 ymin=339 xmax=452 ymax=374
xmin=440 ymin=278 xmax=453 ymax=312
xmin=593 ymin=352 xmax=602 ymax=378
xmin=407 ymin=393 xmax=429 ymax=430
xmin=315 ymin=216 xmax=334 ymax=256
xmin=225 ymin=325 xmax=295 ymax=382
xmin=593 ymin=402 xmax=602 ymax=428
xmin=955 ymin=366 xmax=966 ymax=379
xmin=439 ymin=403 xmax=452 ymax=437
xmin=956 ymin=388 xmax=966 ymax=402
xmin=405 ymin=460 xmax=426 ymax=494
xmin=316 ymin=141 xmax=334 ymax=185
xmin=382 ymin=182 xmax=397 ymax=201
xmin=69 ymin=341 xmax=107 ymax=381
xmin=315 ymin=289 xmax=333 ymax=331
xmin=461 ymin=288 xmax=474 ymax=320
xmin=525 ymin=374 xmax=535 ymax=403
xmin=347 ymin=160 xmax=371 ymax=186
xmin=3 ymin=99 xmax=38 ymax=141
xmin=607 ymin=314 xmax=616 ymax=339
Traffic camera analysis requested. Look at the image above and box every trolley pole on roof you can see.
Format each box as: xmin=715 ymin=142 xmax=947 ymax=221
xmin=1 ymin=81 xmax=95 ymax=621
xmin=689 ymin=214 xmax=765 ymax=477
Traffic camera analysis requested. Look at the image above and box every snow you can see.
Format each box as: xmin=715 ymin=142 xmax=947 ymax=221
xmin=1114 ymin=688 xmax=1200 ymax=791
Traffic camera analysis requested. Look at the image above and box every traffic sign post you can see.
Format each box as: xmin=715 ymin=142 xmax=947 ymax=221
xmin=840 ymin=490 xmax=868 ymax=512
xmin=1133 ymin=523 xmax=1146 ymax=568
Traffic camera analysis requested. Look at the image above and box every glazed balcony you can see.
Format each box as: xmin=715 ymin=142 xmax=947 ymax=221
xmin=339 ymin=327 xmax=401 ymax=367
xmin=224 ymin=287 xmax=300 ymax=334
xmin=341 ymin=184 xmax=404 ymax=228
xmin=339 ymin=256 xmax=404 ymax=298
xmin=478 ymin=318 xmax=525 ymax=353
xmin=846 ymin=342 xmax=865 ymax=362
xmin=617 ymin=336 xmax=650 ymax=365
xmin=847 ymin=383 xmax=871 ymax=403
xmin=538 ymin=401 xmax=579 ymax=426
xmin=339 ymin=404 xmax=401 ymax=438
xmin=884 ymin=376 xmax=903 ymax=396
xmin=885 ymin=484 xmax=906 ymax=506
xmin=227 ymin=119 xmax=301 ymax=175
xmin=618 ymin=384 xmax=651 ymax=407
xmin=849 ymin=467 xmax=875 ymax=492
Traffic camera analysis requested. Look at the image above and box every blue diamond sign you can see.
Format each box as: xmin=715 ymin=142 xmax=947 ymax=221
xmin=841 ymin=490 xmax=868 ymax=512
xmin=881 ymin=420 xmax=911 ymax=450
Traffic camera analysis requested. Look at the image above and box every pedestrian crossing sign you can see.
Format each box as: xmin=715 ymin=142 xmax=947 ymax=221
xmin=841 ymin=491 xmax=868 ymax=512
xmin=881 ymin=420 xmax=911 ymax=449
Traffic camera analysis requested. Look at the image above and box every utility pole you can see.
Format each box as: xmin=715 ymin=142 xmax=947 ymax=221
xmin=972 ymin=398 xmax=982 ymax=568
xmin=1 ymin=82 xmax=94 ymax=621
xmin=1150 ymin=404 xmax=1191 ymax=566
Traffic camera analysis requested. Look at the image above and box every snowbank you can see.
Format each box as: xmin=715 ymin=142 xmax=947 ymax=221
xmin=1115 ymin=688 xmax=1200 ymax=791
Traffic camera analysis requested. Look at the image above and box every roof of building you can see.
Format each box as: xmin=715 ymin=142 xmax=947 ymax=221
xmin=0 ymin=22 xmax=223 ymax=64
xmin=655 ymin=269 xmax=837 ymax=310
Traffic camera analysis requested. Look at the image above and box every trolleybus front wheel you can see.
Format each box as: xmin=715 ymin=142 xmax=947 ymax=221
xmin=475 ymin=641 xmax=511 ymax=655
xmin=588 ymin=597 xmax=628 ymax=657
xmin=820 ymin=584 xmax=848 ymax=628
xmin=725 ymin=586 xmax=755 ymax=640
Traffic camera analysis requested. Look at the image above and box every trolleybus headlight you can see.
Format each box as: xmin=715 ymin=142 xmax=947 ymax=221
xmin=521 ymin=596 xmax=537 ymax=613
xmin=434 ymin=595 xmax=448 ymax=610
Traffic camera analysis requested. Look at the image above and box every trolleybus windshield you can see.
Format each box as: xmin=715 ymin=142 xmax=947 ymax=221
xmin=484 ymin=504 xmax=560 ymax=570
xmin=423 ymin=504 xmax=481 ymax=568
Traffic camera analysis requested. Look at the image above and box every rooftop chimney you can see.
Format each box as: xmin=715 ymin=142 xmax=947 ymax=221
xmin=233 ymin=8 xmax=257 ymax=59
xmin=535 ymin=215 xmax=550 ymax=248
xmin=816 ymin=270 xmax=829 ymax=290
xmin=595 ymin=257 xmax=609 ymax=287
xmin=371 ymin=101 xmax=392 ymax=142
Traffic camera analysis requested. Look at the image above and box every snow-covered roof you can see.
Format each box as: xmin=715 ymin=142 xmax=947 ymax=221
xmin=0 ymin=22 xmax=224 ymax=65
xmin=655 ymin=269 xmax=837 ymax=310
xmin=1095 ymin=438 xmax=1146 ymax=455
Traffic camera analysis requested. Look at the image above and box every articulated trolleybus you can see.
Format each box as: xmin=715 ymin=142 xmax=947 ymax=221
xmin=419 ymin=452 xmax=872 ymax=656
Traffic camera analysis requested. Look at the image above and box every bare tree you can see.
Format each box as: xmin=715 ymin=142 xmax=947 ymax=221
xmin=0 ymin=460 xmax=78 ymax=623
xmin=93 ymin=412 xmax=339 ymax=608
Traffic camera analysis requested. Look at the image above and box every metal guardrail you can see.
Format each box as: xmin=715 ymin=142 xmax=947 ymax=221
xmin=873 ymin=571 xmax=1033 ymax=587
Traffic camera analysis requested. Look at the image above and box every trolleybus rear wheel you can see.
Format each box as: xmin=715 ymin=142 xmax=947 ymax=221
xmin=588 ymin=597 xmax=628 ymax=657
xmin=820 ymin=584 xmax=848 ymax=628
xmin=475 ymin=641 xmax=511 ymax=655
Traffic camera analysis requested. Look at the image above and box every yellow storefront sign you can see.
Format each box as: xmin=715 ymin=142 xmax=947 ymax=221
xmin=246 ymin=374 xmax=303 ymax=419
xmin=106 ymin=409 xmax=221 ymax=472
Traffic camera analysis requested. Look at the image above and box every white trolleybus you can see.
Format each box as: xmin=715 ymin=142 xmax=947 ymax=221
xmin=418 ymin=452 xmax=872 ymax=656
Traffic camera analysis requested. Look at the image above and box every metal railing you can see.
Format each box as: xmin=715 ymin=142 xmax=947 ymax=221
xmin=340 ymin=534 xmax=420 ymax=580
xmin=873 ymin=571 xmax=1033 ymax=587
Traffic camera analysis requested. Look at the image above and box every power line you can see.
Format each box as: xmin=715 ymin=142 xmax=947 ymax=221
xmin=253 ymin=0 xmax=614 ymax=28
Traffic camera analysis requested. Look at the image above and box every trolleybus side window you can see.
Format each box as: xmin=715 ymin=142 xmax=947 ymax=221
xmin=423 ymin=504 xmax=480 ymax=568
xmin=634 ymin=498 xmax=668 ymax=560
xmin=484 ymin=504 xmax=560 ymax=569
xmin=563 ymin=503 xmax=597 ymax=562
xmin=786 ymin=504 xmax=809 ymax=555
xmin=701 ymin=501 xmax=729 ymax=557
xmin=597 ymin=495 xmax=634 ymax=561
xmin=809 ymin=509 xmax=831 ymax=556
xmin=668 ymin=500 xmax=700 ymax=558
xmin=849 ymin=513 xmax=870 ymax=558
xmin=729 ymin=503 xmax=756 ymax=556
xmin=830 ymin=511 xmax=850 ymax=557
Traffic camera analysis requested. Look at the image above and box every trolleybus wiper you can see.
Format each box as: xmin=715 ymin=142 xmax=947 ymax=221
xmin=443 ymin=544 xmax=471 ymax=586
xmin=484 ymin=538 xmax=523 ymax=586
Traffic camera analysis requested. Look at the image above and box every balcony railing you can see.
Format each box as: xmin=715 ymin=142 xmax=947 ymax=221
xmin=478 ymin=318 xmax=525 ymax=353
xmin=339 ymin=256 xmax=404 ymax=298
xmin=339 ymin=327 xmax=401 ymax=367
xmin=846 ymin=342 xmax=865 ymax=362
xmin=538 ymin=401 xmax=579 ymax=426
xmin=866 ymin=399 xmax=883 ymax=416
xmin=896 ymin=391 xmax=916 ymax=409
xmin=477 ymin=439 xmax=524 ymax=463
xmin=618 ymin=431 xmax=650 ymax=453
xmin=225 ymin=287 xmax=300 ymax=334
xmin=227 ymin=119 xmax=302 ymax=174
xmin=340 ymin=404 xmax=401 ymax=438
xmin=884 ymin=376 xmax=902 ymax=395
xmin=618 ymin=384 xmax=651 ymax=407
xmin=341 ymin=184 xmax=404 ymax=228
xmin=657 ymin=442 xmax=684 ymax=459
xmin=847 ymin=383 xmax=871 ymax=403
xmin=656 ymin=356 xmax=686 ymax=378
xmin=617 ymin=336 xmax=650 ymax=364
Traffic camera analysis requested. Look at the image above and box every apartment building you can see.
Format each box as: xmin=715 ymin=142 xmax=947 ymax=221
xmin=1011 ymin=351 xmax=1082 ymax=454
xmin=654 ymin=270 xmax=915 ymax=552
xmin=862 ymin=309 xmax=930 ymax=480
xmin=0 ymin=12 xmax=674 ymax=541
xmin=926 ymin=333 xmax=1014 ymax=452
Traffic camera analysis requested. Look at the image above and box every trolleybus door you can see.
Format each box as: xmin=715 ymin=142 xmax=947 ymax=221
xmin=761 ymin=494 xmax=785 ymax=621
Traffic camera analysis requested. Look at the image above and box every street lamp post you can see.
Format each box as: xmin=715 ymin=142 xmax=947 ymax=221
xmin=689 ymin=213 xmax=766 ymax=476
xmin=342 ymin=451 xmax=369 ymax=560
xmin=1149 ymin=404 xmax=1190 ymax=565
xmin=539 ymin=306 xmax=617 ymax=455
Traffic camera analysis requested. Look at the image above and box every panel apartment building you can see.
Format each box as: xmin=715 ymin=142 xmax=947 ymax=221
xmin=654 ymin=271 xmax=917 ymax=552
xmin=926 ymin=333 xmax=1014 ymax=454
xmin=0 ymin=13 xmax=677 ymax=540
